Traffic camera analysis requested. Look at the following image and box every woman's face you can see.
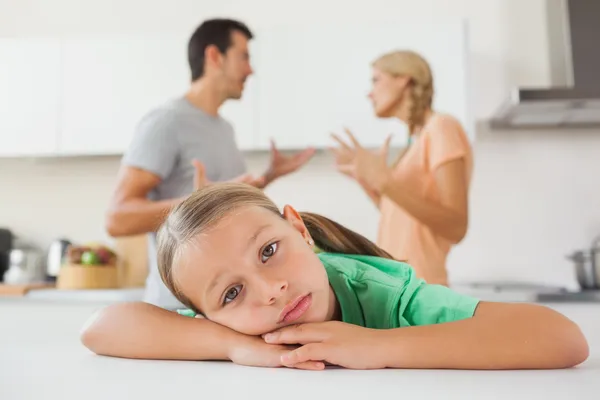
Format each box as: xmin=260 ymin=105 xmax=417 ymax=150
xmin=368 ymin=67 xmax=410 ymax=118
xmin=172 ymin=205 xmax=336 ymax=336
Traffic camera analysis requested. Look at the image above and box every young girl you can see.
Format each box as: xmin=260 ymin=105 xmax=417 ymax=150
xmin=81 ymin=183 xmax=589 ymax=370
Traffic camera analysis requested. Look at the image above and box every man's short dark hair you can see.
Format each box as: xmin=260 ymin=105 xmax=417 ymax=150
xmin=187 ymin=18 xmax=253 ymax=81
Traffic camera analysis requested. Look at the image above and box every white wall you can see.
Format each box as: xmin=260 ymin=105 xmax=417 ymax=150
xmin=1 ymin=0 xmax=597 ymax=289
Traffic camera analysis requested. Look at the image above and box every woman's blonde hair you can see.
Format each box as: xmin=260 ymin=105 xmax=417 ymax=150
xmin=156 ymin=182 xmax=394 ymax=313
xmin=372 ymin=50 xmax=434 ymax=135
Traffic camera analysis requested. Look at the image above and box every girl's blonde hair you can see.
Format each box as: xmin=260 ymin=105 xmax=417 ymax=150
xmin=372 ymin=50 xmax=434 ymax=135
xmin=157 ymin=182 xmax=394 ymax=313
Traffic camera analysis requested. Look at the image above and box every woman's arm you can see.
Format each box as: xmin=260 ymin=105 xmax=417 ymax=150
xmin=358 ymin=178 xmax=382 ymax=208
xmin=379 ymin=158 xmax=468 ymax=243
xmin=333 ymin=127 xmax=469 ymax=243
xmin=380 ymin=302 xmax=589 ymax=370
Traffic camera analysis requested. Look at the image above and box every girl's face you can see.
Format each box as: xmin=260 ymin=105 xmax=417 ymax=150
xmin=173 ymin=205 xmax=337 ymax=336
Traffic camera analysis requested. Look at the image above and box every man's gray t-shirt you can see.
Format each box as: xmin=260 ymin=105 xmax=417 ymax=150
xmin=122 ymin=97 xmax=246 ymax=309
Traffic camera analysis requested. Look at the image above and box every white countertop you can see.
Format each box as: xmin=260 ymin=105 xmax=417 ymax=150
xmin=24 ymin=287 xmax=145 ymax=303
xmin=1 ymin=299 xmax=598 ymax=400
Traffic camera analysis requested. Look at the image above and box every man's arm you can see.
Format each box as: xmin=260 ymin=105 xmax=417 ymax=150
xmin=105 ymin=166 xmax=184 ymax=237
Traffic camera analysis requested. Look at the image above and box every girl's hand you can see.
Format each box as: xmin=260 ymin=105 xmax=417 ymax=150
xmin=228 ymin=334 xmax=325 ymax=370
xmin=262 ymin=321 xmax=387 ymax=369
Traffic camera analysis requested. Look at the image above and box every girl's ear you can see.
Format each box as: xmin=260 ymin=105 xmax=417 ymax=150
xmin=282 ymin=205 xmax=312 ymax=244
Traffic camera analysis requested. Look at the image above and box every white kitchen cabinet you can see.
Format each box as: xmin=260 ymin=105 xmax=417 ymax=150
xmin=0 ymin=21 xmax=470 ymax=158
xmin=59 ymin=34 xmax=190 ymax=155
xmin=0 ymin=39 xmax=61 ymax=156
xmin=58 ymin=33 xmax=260 ymax=155
xmin=255 ymin=21 xmax=471 ymax=150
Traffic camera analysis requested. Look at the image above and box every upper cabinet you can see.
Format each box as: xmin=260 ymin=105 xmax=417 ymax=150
xmin=59 ymin=34 xmax=190 ymax=155
xmin=254 ymin=22 xmax=471 ymax=150
xmin=58 ymin=33 xmax=259 ymax=155
xmin=0 ymin=39 xmax=61 ymax=156
xmin=0 ymin=21 xmax=470 ymax=157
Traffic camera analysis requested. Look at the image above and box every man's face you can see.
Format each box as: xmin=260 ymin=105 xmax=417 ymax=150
xmin=219 ymin=30 xmax=254 ymax=99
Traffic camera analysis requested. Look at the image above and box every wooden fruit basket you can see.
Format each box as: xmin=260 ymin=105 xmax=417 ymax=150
xmin=57 ymin=243 xmax=119 ymax=290
xmin=57 ymin=263 xmax=118 ymax=289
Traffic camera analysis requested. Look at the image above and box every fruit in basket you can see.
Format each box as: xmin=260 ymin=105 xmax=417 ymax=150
xmin=67 ymin=243 xmax=117 ymax=266
xmin=67 ymin=246 xmax=91 ymax=264
xmin=81 ymin=251 xmax=101 ymax=265
xmin=95 ymin=247 xmax=115 ymax=264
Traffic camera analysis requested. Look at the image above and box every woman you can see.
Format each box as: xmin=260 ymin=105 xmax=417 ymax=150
xmin=331 ymin=50 xmax=473 ymax=286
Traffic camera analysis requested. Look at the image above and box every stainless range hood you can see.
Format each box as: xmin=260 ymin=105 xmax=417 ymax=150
xmin=490 ymin=0 xmax=600 ymax=129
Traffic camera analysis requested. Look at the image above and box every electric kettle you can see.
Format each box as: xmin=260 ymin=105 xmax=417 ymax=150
xmin=46 ymin=238 xmax=72 ymax=281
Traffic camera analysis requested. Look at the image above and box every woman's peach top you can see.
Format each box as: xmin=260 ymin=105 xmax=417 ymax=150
xmin=377 ymin=114 xmax=473 ymax=286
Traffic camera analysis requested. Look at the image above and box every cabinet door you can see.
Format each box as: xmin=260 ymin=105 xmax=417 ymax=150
xmin=0 ymin=39 xmax=60 ymax=156
xmin=59 ymin=34 xmax=191 ymax=155
xmin=60 ymin=33 xmax=260 ymax=155
xmin=256 ymin=22 xmax=470 ymax=150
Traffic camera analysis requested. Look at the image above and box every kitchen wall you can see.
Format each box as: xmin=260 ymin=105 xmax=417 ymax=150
xmin=1 ymin=0 xmax=598 ymax=289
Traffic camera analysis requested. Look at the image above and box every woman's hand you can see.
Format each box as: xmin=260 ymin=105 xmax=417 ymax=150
xmin=330 ymin=129 xmax=393 ymax=193
xmin=329 ymin=129 xmax=358 ymax=179
xmin=262 ymin=321 xmax=387 ymax=369
xmin=228 ymin=334 xmax=325 ymax=370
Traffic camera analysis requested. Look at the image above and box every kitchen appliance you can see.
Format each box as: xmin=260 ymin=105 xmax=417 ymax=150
xmin=566 ymin=250 xmax=599 ymax=289
xmin=535 ymin=237 xmax=600 ymax=302
xmin=490 ymin=0 xmax=600 ymax=129
xmin=565 ymin=237 xmax=600 ymax=289
xmin=46 ymin=238 xmax=72 ymax=281
xmin=0 ymin=228 xmax=13 ymax=282
xmin=3 ymin=245 xmax=45 ymax=285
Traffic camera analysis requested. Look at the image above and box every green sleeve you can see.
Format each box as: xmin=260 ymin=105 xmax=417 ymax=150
xmin=176 ymin=309 xmax=198 ymax=318
xmin=398 ymin=277 xmax=480 ymax=327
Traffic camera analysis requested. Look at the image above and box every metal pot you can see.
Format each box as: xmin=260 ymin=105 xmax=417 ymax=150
xmin=566 ymin=238 xmax=600 ymax=289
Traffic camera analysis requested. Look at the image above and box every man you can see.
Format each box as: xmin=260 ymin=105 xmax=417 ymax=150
xmin=106 ymin=19 xmax=315 ymax=309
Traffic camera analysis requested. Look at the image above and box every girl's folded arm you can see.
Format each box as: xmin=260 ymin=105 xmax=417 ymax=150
xmin=80 ymin=302 xmax=242 ymax=361
xmin=380 ymin=302 xmax=589 ymax=370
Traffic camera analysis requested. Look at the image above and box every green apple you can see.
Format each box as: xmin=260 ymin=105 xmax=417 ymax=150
xmin=81 ymin=251 xmax=101 ymax=265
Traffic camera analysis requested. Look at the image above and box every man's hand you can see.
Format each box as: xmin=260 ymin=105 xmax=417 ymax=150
xmin=263 ymin=139 xmax=316 ymax=185
xmin=192 ymin=159 xmax=209 ymax=190
xmin=192 ymin=160 xmax=266 ymax=190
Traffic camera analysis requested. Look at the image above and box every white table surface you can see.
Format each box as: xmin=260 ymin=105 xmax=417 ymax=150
xmin=0 ymin=298 xmax=598 ymax=400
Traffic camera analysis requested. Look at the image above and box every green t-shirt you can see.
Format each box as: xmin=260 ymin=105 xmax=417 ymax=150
xmin=319 ymin=252 xmax=479 ymax=328
xmin=177 ymin=252 xmax=480 ymax=327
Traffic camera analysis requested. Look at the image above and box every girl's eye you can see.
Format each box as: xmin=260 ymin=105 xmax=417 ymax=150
xmin=261 ymin=242 xmax=278 ymax=263
xmin=223 ymin=285 xmax=242 ymax=305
